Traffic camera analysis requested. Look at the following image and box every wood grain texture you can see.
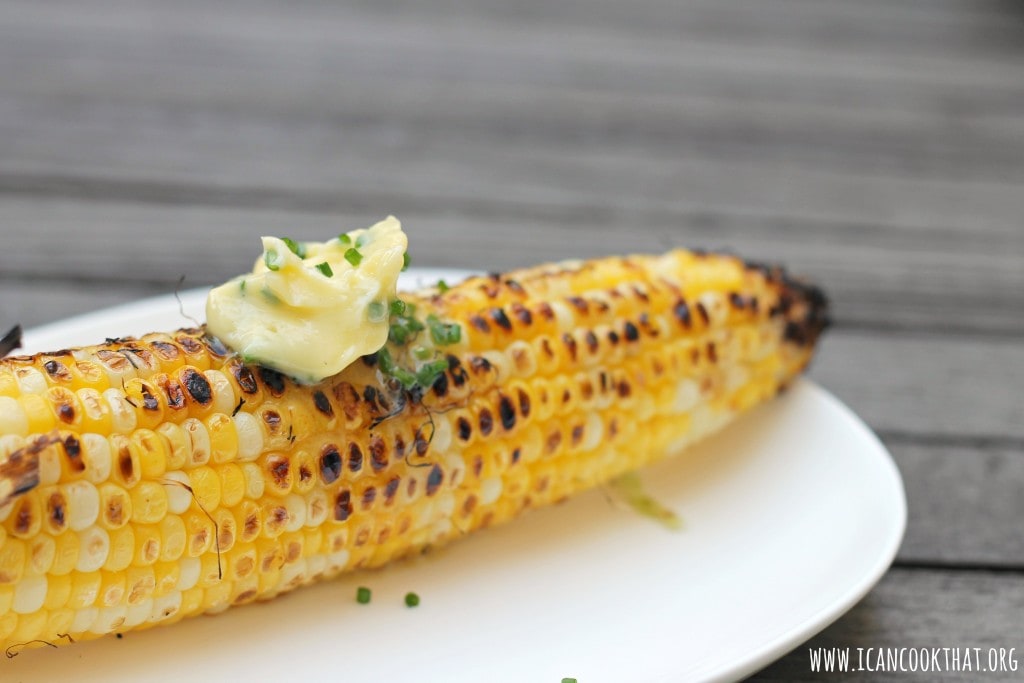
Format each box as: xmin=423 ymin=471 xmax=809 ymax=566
xmin=0 ymin=199 xmax=1021 ymax=338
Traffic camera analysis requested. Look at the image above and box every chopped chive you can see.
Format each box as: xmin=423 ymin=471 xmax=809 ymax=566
xmin=239 ymin=279 xmax=247 ymax=293
xmin=264 ymin=248 xmax=282 ymax=271
xmin=388 ymin=323 xmax=410 ymax=346
xmin=412 ymin=345 xmax=432 ymax=360
xmin=338 ymin=233 xmax=352 ymax=246
xmin=427 ymin=315 xmax=462 ymax=346
xmin=389 ymin=299 xmax=407 ymax=316
xmin=404 ymin=592 xmax=420 ymax=607
xmin=402 ymin=252 xmax=410 ymax=271
xmin=415 ymin=359 xmax=449 ymax=387
xmin=344 ymin=248 xmax=363 ymax=267
xmin=261 ymin=286 xmax=281 ymax=305
xmin=437 ymin=279 xmax=450 ymax=293
xmin=368 ymin=301 xmax=387 ymax=322
xmin=561 ymin=679 xmax=578 ymax=683
xmin=281 ymin=237 xmax=306 ymax=259
xmin=315 ymin=262 xmax=334 ymax=277
xmin=356 ymin=586 xmax=372 ymax=604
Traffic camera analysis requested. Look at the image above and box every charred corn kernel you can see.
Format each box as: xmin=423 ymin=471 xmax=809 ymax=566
xmin=0 ymin=249 xmax=826 ymax=650
xmin=132 ymin=524 xmax=161 ymax=566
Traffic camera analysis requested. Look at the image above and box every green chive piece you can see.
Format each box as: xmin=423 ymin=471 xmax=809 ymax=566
xmin=437 ymin=279 xmax=450 ymax=293
xmin=239 ymin=279 xmax=247 ymax=293
xmin=412 ymin=345 xmax=432 ymax=360
xmin=402 ymin=251 xmax=410 ymax=271
xmin=388 ymin=323 xmax=410 ymax=346
xmin=356 ymin=586 xmax=371 ymax=604
xmin=344 ymin=248 xmax=363 ymax=266
xmin=415 ymin=359 xmax=449 ymax=388
xmin=281 ymin=237 xmax=306 ymax=259
xmin=404 ymin=592 xmax=420 ymax=607
xmin=261 ymin=287 xmax=281 ymax=305
xmin=368 ymin=301 xmax=387 ymax=322
xmin=264 ymin=248 xmax=281 ymax=271
xmin=562 ymin=678 xmax=578 ymax=683
xmin=338 ymin=233 xmax=352 ymax=246
xmin=389 ymin=299 xmax=407 ymax=316
xmin=315 ymin=262 xmax=333 ymax=277
xmin=427 ymin=315 xmax=462 ymax=346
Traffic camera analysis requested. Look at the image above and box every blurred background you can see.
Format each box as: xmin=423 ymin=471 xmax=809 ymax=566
xmin=1 ymin=0 xmax=1023 ymax=679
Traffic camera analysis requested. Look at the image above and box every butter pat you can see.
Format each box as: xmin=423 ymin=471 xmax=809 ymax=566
xmin=206 ymin=216 xmax=408 ymax=383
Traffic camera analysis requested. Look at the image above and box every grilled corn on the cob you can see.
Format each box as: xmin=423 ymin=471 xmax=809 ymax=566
xmin=0 ymin=249 xmax=827 ymax=651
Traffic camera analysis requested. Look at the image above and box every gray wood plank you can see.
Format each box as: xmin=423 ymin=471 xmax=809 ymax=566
xmin=0 ymin=198 xmax=1020 ymax=337
xmin=1 ymin=0 xmax=1023 ymax=189
xmin=753 ymin=567 xmax=1024 ymax=681
xmin=890 ymin=438 xmax=1024 ymax=567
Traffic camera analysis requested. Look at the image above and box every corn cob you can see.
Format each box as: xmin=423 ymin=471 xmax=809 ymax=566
xmin=0 ymin=249 xmax=827 ymax=651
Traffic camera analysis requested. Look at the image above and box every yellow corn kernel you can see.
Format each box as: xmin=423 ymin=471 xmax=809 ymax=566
xmin=129 ymin=481 xmax=168 ymax=525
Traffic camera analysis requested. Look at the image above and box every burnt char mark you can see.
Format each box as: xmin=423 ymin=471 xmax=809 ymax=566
xmin=426 ymin=465 xmax=444 ymax=496
xmin=562 ymin=333 xmax=579 ymax=362
xmin=258 ymin=367 xmax=287 ymax=397
xmin=607 ymin=330 xmax=620 ymax=345
xmin=517 ymin=388 xmax=531 ymax=418
xmin=510 ymin=302 xmax=533 ymax=326
xmin=369 ymin=436 xmax=388 ymax=472
xmin=448 ymin=355 xmax=468 ymax=388
xmin=63 ymin=435 xmax=85 ymax=473
xmin=584 ymin=331 xmax=599 ymax=354
xmin=47 ymin=492 xmax=67 ymax=531
xmin=695 ymin=302 xmax=710 ymax=325
xmin=231 ymin=362 xmax=259 ymax=394
xmin=159 ymin=376 xmax=186 ymax=411
xmin=469 ymin=315 xmax=491 ymax=334
xmin=181 ymin=369 xmax=213 ymax=405
xmin=478 ymin=408 xmax=494 ymax=436
xmin=498 ymin=394 xmax=516 ymax=430
xmin=673 ymin=300 xmax=692 ymax=327
xmin=457 ymin=416 xmax=472 ymax=442
xmin=319 ymin=446 xmax=343 ymax=484
xmin=432 ymin=370 xmax=449 ymax=398
xmin=348 ymin=444 xmax=363 ymax=473
xmin=334 ymin=491 xmax=353 ymax=521
xmin=43 ymin=360 xmax=71 ymax=382
xmin=312 ymin=391 xmax=333 ymax=418
xmin=384 ymin=477 xmax=400 ymax=502
xmin=176 ymin=336 xmax=203 ymax=354
xmin=490 ymin=308 xmax=513 ymax=332
xmin=623 ymin=322 xmax=640 ymax=342
xmin=140 ymin=384 xmax=159 ymax=411
xmin=505 ymin=279 xmax=525 ymax=295
xmin=203 ymin=335 xmax=230 ymax=357
xmin=780 ymin=277 xmax=830 ymax=347
xmin=361 ymin=487 xmax=377 ymax=509
xmin=566 ymin=296 xmax=589 ymax=314
xmin=151 ymin=341 xmax=181 ymax=362
xmin=469 ymin=356 xmax=492 ymax=375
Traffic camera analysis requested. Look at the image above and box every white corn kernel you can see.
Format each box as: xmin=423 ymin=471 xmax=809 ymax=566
xmin=176 ymin=557 xmax=200 ymax=591
xmin=64 ymin=481 xmax=100 ymax=531
xmin=103 ymin=388 xmax=138 ymax=433
xmin=75 ymin=526 xmax=110 ymax=573
xmin=162 ymin=471 xmax=192 ymax=515
xmin=81 ymin=433 xmax=112 ymax=484
xmin=182 ymin=418 xmax=211 ymax=466
xmin=0 ymin=397 xmax=28 ymax=436
xmin=12 ymin=575 xmax=47 ymax=613
xmin=233 ymin=412 xmax=264 ymax=462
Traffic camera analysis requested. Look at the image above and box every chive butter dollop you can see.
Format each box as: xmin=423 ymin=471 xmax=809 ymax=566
xmin=205 ymin=216 xmax=408 ymax=383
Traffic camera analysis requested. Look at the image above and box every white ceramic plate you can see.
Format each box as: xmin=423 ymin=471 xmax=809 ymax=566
xmin=10 ymin=269 xmax=905 ymax=683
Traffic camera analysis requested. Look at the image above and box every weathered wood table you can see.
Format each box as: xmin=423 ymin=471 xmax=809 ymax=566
xmin=1 ymin=1 xmax=1022 ymax=680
